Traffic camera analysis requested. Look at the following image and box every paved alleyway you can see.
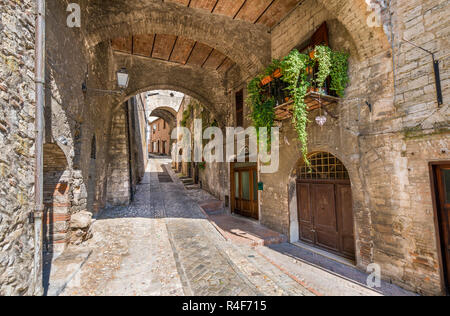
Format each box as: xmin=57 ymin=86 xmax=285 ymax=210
xmin=58 ymin=158 xmax=380 ymax=296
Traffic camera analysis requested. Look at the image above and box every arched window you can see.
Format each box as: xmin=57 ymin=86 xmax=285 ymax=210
xmin=299 ymin=152 xmax=349 ymax=180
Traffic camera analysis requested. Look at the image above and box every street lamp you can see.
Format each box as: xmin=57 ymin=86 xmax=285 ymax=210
xmin=82 ymin=67 xmax=130 ymax=94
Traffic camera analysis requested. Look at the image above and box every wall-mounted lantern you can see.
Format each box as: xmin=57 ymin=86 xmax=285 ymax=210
xmin=82 ymin=67 xmax=130 ymax=95
xmin=116 ymin=68 xmax=129 ymax=90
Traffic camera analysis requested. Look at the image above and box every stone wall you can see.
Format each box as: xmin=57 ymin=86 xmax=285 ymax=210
xmin=0 ymin=0 xmax=37 ymax=296
xmin=127 ymin=96 xmax=148 ymax=189
xmin=134 ymin=94 xmax=149 ymax=179
xmin=106 ymin=105 xmax=131 ymax=206
xmin=244 ymin=0 xmax=449 ymax=295
xmin=44 ymin=0 xmax=118 ymax=250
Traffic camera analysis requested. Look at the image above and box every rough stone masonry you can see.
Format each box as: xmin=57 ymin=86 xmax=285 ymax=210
xmin=0 ymin=0 xmax=449 ymax=296
xmin=0 ymin=0 xmax=37 ymax=295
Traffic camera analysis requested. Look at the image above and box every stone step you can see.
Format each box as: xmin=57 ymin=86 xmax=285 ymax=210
xmin=185 ymin=184 xmax=201 ymax=190
xmin=181 ymin=178 xmax=195 ymax=185
xmin=207 ymin=214 xmax=288 ymax=247
xmin=199 ymin=200 xmax=224 ymax=213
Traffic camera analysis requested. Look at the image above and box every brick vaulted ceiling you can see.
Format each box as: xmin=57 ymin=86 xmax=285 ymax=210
xmin=111 ymin=0 xmax=300 ymax=73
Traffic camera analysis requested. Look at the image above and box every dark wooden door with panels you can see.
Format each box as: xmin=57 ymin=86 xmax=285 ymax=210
xmin=297 ymin=152 xmax=355 ymax=260
xmin=432 ymin=163 xmax=450 ymax=292
xmin=231 ymin=163 xmax=259 ymax=220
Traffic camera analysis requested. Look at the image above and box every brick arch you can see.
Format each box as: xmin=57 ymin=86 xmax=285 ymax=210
xmin=316 ymin=0 xmax=391 ymax=58
xmin=85 ymin=1 xmax=271 ymax=74
xmin=43 ymin=143 xmax=71 ymax=254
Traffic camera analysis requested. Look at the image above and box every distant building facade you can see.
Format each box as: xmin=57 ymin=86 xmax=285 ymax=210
xmin=149 ymin=118 xmax=171 ymax=155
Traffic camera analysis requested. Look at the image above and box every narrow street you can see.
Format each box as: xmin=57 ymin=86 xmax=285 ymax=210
xmin=56 ymin=158 xmax=380 ymax=296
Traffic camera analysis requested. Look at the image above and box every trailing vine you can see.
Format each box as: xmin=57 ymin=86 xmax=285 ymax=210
xmin=180 ymin=108 xmax=190 ymax=127
xmin=247 ymin=75 xmax=276 ymax=145
xmin=330 ymin=51 xmax=350 ymax=97
xmin=280 ymin=49 xmax=311 ymax=163
xmin=314 ymin=45 xmax=332 ymax=89
xmin=181 ymin=101 xmax=196 ymax=127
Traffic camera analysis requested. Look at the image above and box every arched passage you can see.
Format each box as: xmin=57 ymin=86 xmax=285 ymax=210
xmin=150 ymin=107 xmax=177 ymax=132
xmin=113 ymin=53 xmax=229 ymax=123
xmin=43 ymin=143 xmax=71 ymax=254
xmin=289 ymin=152 xmax=356 ymax=260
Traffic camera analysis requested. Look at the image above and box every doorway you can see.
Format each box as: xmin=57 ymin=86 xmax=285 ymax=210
xmin=87 ymin=136 xmax=97 ymax=213
xmin=432 ymin=163 xmax=450 ymax=293
xmin=296 ymin=152 xmax=355 ymax=260
xmin=231 ymin=163 xmax=258 ymax=220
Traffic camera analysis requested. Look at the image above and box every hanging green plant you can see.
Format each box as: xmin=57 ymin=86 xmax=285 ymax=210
xmin=247 ymin=75 xmax=276 ymax=145
xmin=181 ymin=102 xmax=195 ymax=127
xmin=180 ymin=108 xmax=190 ymax=127
xmin=330 ymin=51 xmax=349 ymax=97
xmin=280 ymin=49 xmax=312 ymax=164
xmin=314 ymin=45 xmax=332 ymax=89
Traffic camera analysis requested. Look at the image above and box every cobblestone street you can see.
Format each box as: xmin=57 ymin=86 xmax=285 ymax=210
xmin=54 ymin=158 xmax=380 ymax=296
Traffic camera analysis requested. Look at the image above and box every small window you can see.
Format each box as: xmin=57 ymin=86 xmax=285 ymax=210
xmin=236 ymin=89 xmax=244 ymax=127
xmin=299 ymin=152 xmax=349 ymax=180
xmin=90 ymin=135 xmax=96 ymax=160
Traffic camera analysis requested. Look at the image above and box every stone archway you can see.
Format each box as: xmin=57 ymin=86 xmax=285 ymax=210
xmin=84 ymin=1 xmax=271 ymax=74
xmin=43 ymin=143 xmax=71 ymax=254
xmin=114 ymin=54 xmax=229 ymax=123
xmin=150 ymin=107 xmax=177 ymax=132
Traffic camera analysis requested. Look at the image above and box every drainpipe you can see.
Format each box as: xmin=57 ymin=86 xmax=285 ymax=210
xmin=34 ymin=0 xmax=45 ymax=296
xmin=125 ymin=101 xmax=134 ymax=202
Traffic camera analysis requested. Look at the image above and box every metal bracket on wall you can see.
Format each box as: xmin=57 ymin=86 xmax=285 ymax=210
xmin=403 ymin=39 xmax=443 ymax=107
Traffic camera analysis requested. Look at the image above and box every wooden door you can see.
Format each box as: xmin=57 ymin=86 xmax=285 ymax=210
xmin=297 ymin=180 xmax=355 ymax=260
xmin=336 ymin=184 xmax=355 ymax=258
xmin=436 ymin=165 xmax=450 ymax=290
xmin=233 ymin=166 xmax=258 ymax=220
xmin=312 ymin=183 xmax=339 ymax=252
xmin=297 ymin=183 xmax=314 ymax=243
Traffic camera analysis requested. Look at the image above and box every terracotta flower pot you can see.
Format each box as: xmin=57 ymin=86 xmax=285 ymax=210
xmin=261 ymin=75 xmax=273 ymax=86
xmin=272 ymin=68 xmax=282 ymax=78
